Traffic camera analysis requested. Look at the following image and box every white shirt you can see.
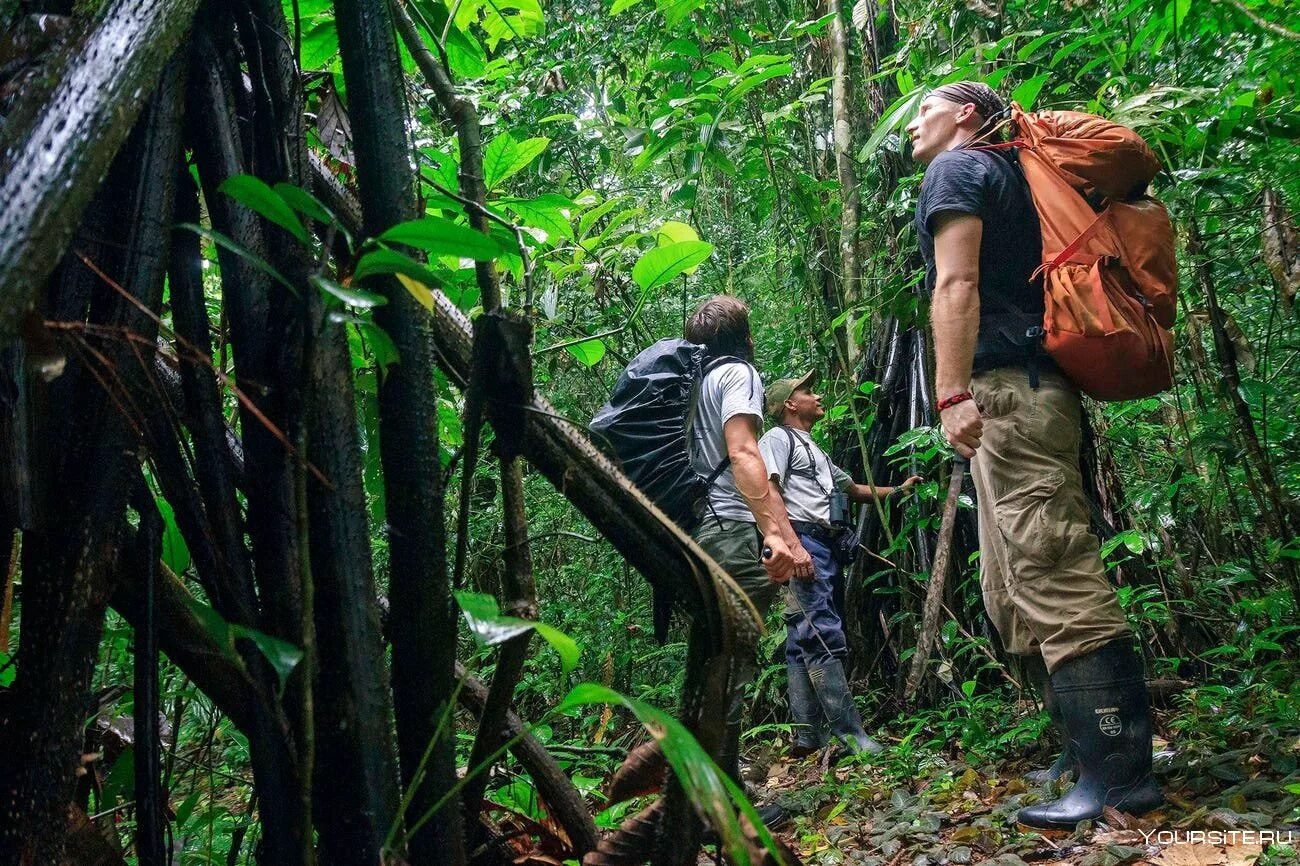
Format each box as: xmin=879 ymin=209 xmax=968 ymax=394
xmin=759 ymin=426 xmax=852 ymax=525
xmin=690 ymin=361 xmax=764 ymax=522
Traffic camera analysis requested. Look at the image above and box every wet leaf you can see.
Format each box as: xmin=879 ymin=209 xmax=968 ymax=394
xmin=565 ymin=338 xmax=606 ymax=367
xmin=219 ymin=175 xmax=309 ymax=245
xmin=455 ymin=591 xmax=578 ymax=675
xmin=378 ymin=216 xmax=502 ymax=260
xmin=555 ymin=683 xmax=785 ymax=866
xmin=184 ymin=597 xmax=303 ymax=693
xmin=154 ymin=496 xmax=190 ymax=576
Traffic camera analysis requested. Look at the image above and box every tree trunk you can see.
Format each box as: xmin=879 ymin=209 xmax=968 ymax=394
xmin=331 ymin=1 xmax=465 ymax=862
xmin=828 ymin=0 xmax=860 ymax=369
xmin=185 ymin=26 xmax=315 ymax=862
xmin=0 ymin=0 xmax=199 ymax=339
xmin=1184 ymin=217 xmax=1300 ymax=605
xmin=0 ymin=56 xmax=184 ymax=860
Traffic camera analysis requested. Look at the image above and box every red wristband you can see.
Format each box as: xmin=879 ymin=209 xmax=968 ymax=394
xmin=938 ymin=391 xmax=973 ymax=411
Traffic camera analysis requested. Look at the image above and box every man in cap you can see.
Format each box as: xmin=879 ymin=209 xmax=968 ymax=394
xmin=759 ymin=372 xmax=919 ymax=756
xmin=906 ymin=81 xmax=1163 ymax=827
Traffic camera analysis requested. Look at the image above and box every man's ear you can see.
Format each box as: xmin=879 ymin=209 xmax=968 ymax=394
xmin=956 ymin=102 xmax=977 ymax=125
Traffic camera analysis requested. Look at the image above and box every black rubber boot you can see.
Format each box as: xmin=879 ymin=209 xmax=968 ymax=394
xmin=808 ymin=659 xmax=884 ymax=756
xmin=787 ymin=663 xmax=826 ymax=757
xmin=1016 ymin=641 xmax=1164 ymax=830
xmin=1023 ymin=654 xmax=1076 ymax=784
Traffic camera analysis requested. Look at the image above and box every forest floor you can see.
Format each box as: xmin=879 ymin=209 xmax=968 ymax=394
xmin=737 ymin=725 xmax=1300 ymax=866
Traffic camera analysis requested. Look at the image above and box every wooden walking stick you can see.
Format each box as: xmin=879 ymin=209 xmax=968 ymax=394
xmin=904 ymin=457 xmax=968 ymax=704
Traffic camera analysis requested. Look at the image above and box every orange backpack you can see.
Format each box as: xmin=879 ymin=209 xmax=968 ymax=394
xmin=984 ymin=105 xmax=1177 ymax=401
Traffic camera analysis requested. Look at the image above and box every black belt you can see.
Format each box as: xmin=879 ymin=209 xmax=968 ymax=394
xmin=790 ymin=520 xmax=834 ymax=543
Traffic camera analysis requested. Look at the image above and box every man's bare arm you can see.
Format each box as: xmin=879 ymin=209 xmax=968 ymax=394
xmin=931 ymin=211 xmax=985 ymax=458
xmin=724 ymin=416 xmax=811 ymax=580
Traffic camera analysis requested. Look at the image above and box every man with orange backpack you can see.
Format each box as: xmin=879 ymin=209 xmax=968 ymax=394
xmin=905 ymin=81 xmax=1164 ymax=829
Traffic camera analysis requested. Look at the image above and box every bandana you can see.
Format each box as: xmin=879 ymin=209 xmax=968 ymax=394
xmin=930 ymin=82 xmax=1007 ymax=123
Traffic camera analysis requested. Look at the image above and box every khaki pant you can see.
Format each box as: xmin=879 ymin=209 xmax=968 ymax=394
xmin=969 ymin=367 xmax=1131 ymax=673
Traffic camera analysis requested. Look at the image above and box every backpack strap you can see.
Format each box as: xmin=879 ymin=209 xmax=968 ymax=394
xmin=780 ymin=425 xmax=829 ymax=494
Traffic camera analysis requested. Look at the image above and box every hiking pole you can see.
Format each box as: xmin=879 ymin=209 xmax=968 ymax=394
xmin=904 ymin=456 xmax=967 ymax=705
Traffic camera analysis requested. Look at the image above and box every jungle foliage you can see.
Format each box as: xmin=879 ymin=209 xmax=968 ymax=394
xmin=0 ymin=0 xmax=1297 ymax=862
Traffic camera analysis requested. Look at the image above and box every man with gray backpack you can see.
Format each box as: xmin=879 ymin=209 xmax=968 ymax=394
xmin=591 ymin=294 xmax=810 ymax=800
xmin=760 ymin=372 xmax=919 ymax=756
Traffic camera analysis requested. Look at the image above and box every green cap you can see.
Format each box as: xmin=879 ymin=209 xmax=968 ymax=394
xmin=765 ymin=370 xmax=816 ymax=421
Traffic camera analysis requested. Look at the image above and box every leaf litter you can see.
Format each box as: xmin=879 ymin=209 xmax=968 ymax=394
xmin=738 ymin=730 xmax=1299 ymax=866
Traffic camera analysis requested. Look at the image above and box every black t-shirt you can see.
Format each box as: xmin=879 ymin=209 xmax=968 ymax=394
xmin=915 ymin=148 xmax=1045 ymax=372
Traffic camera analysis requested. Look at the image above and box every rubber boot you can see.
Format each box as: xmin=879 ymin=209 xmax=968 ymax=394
xmin=1016 ymin=641 xmax=1164 ymax=830
xmin=808 ymin=659 xmax=884 ymax=756
xmin=1023 ymin=654 xmax=1076 ymax=784
xmin=787 ymin=663 xmax=826 ymax=757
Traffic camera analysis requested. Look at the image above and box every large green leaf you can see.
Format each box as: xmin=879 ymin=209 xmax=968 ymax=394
xmin=483 ymin=133 xmax=520 ymax=192
xmin=218 ymin=175 xmax=310 ymax=245
xmin=655 ymin=220 xmax=700 ymax=245
xmin=486 ymin=136 xmax=550 ymax=190
xmin=311 ymin=275 xmax=387 ymax=309
xmin=300 ymin=17 xmax=339 ymax=71
xmin=1011 ymin=73 xmax=1052 ymax=110
xmin=655 ymin=0 xmax=704 ymax=26
xmin=565 ymin=338 xmax=606 ymax=367
xmin=377 ymin=216 xmax=502 ymax=260
xmin=353 ymin=248 xmax=445 ymax=286
xmin=274 ymin=182 xmax=335 ymax=226
xmin=185 ymin=597 xmax=304 ymax=692
xmin=555 ymin=684 xmax=782 ymax=866
xmin=631 ymin=241 xmax=714 ymax=292
xmin=455 ymin=591 xmax=579 ymax=674
xmin=503 ymin=195 xmax=574 ymax=242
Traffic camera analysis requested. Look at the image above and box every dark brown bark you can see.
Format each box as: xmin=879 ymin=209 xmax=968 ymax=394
xmin=331 ymin=1 xmax=463 ymax=862
xmin=185 ymin=27 xmax=315 ymax=863
xmin=0 ymin=0 xmax=200 ymax=339
xmin=167 ymin=171 xmax=258 ymax=624
xmin=306 ymin=304 xmax=402 ymax=865
xmin=0 ymin=55 xmax=184 ymax=860
xmin=190 ymin=17 xmax=307 ymax=668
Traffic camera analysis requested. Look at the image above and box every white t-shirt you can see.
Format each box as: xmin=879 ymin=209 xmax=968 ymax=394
xmin=759 ymin=426 xmax=852 ymax=525
xmin=690 ymin=361 xmax=765 ymax=523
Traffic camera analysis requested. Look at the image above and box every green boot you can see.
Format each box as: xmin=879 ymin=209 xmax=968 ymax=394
xmin=787 ymin=663 xmax=826 ymax=757
xmin=808 ymin=659 xmax=883 ymax=756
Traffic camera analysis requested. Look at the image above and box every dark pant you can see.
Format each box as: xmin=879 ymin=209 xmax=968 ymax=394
xmin=784 ymin=532 xmax=848 ymax=669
